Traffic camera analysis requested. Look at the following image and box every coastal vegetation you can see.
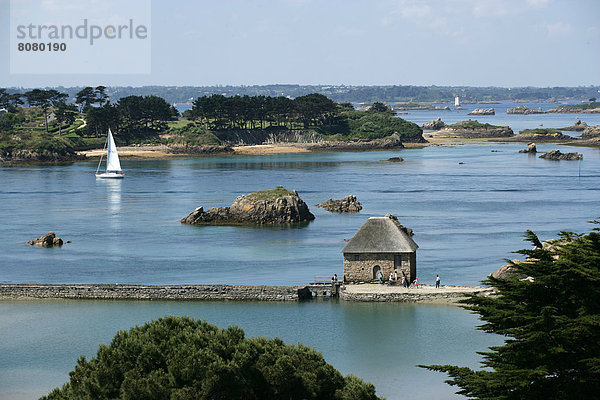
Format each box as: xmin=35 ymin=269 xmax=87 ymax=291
xmin=547 ymin=101 xmax=600 ymax=113
xmin=41 ymin=316 xmax=382 ymax=400
xmin=0 ymin=88 xmax=422 ymax=161
xmin=186 ymin=93 xmax=422 ymax=142
xmin=245 ymin=186 xmax=295 ymax=201
xmin=446 ymin=120 xmax=497 ymax=130
xmin=421 ymin=222 xmax=600 ymax=399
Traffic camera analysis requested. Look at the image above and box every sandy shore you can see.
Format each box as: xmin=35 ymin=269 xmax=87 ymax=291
xmin=232 ymin=144 xmax=310 ymax=155
xmin=81 ymin=145 xmax=175 ymax=159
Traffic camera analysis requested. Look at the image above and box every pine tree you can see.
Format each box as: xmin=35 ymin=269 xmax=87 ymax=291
xmin=42 ymin=316 xmax=383 ymax=400
xmin=421 ymin=222 xmax=600 ymax=399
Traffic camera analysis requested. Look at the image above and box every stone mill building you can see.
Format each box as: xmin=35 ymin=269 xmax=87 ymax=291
xmin=342 ymin=214 xmax=418 ymax=283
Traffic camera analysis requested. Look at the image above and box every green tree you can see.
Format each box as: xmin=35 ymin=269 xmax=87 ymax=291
xmin=368 ymin=102 xmax=393 ymax=114
xmin=24 ymin=89 xmax=68 ymax=133
xmin=0 ymin=88 xmax=8 ymax=108
xmin=76 ymin=86 xmax=109 ymax=112
xmin=86 ymin=103 xmax=120 ymax=137
xmin=421 ymin=223 xmax=600 ymax=399
xmin=54 ymin=101 xmax=78 ymax=136
xmin=42 ymin=316 xmax=383 ymax=400
xmin=75 ymin=86 xmax=95 ymax=112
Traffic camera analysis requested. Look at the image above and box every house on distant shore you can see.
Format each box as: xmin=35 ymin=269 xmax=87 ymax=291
xmin=342 ymin=214 xmax=418 ymax=283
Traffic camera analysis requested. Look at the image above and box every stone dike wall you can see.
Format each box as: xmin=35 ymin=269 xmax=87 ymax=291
xmin=0 ymin=284 xmax=309 ymax=302
xmin=0 ymin=284 xmax=494 ymax=303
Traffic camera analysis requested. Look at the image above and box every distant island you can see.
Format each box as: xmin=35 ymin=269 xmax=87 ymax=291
xmin=0 ymin=88 xmax=423 ymax=162
xmin=431 ymin=120 xmax=514 ymax=139
xmin=546 ymin=101 xmax=600 ymax=113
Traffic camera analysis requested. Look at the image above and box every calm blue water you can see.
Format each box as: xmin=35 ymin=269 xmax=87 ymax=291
xmin=1 ymin=107 xmax=599 ymax=399
xmin=0 ymin=299 xmax=502 ymax=400
xmin=1 ymin=143 xmax=599 ymax=286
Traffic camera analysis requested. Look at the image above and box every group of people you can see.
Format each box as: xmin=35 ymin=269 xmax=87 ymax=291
xmin=376 ymin=271 xmax=442 ymax=288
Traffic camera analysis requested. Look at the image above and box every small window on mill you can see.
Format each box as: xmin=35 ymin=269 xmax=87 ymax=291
xmin=354 ymin=254 xmax=360 ymax=261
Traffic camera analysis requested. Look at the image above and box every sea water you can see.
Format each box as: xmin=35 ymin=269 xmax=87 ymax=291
xmin=1 ymin=143 xmax=598 ymax=286
xmin=0 ymin=299 xmax=501 ymax=400
xmin=1 ymin=104 xmax=600 ymax=399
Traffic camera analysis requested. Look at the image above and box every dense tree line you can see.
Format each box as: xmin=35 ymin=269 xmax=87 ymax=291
xmin=189 ymin=93 xmax=338 ymax=130
xmin=421 ymin=222 xmax=600 ymax=399
xmin=42 ymin=316 xmax=382 ymax=400
xmin=1 ymin=87 xmax=177 ymax=138
xmin=85 ymin=95 xmax=176 ymax=137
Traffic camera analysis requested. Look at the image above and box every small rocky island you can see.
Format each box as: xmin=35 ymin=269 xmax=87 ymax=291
xmin=27 ymin=232 xmax=64 ymax=247
xmin=506 ymin=105 xmax=544 ymax=114
xmin=560 ymin=120 xmax=588 ymax=131
xmin=180 ymin=186 xmax=315 ymax=225
xmin=421 ymin=118 xmax=446 ymax=130
xmin=519 ymin=143 xmax=537 ymax=153
xmin=515 ymin=128 xmax=571 ymax=141
xmin=582 ymin=125 xmax=600 ymax=139
xmin=539 ymin=150 xmax=582 ymax=161
xmin=435 ymin=120 xmax=514 ymax=138
xmin=315 ymin=195 xmax=362 ymax=213
xmin=468 ymin=108 xmax=495 ymax=116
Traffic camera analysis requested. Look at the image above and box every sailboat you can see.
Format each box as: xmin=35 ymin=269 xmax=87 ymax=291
xmin=95 ymin=128 xmax=124 ymax=179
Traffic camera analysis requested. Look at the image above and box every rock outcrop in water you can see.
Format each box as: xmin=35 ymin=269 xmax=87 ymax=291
xmin=581 ymin=125 xmax=600 ymax=139
xmin=514 ymin=129 xmax=571 ymax=141
xmin=490 ymin=261 xmax=532 ymax=281
xmin=27 ymin=232 xmax=64 ymax=247
xmin=506 ymin=105 xmax=544 ymax=114
xmin=181 ymin=187 xmax=315 ymax=225
xmin=519 ymin=143 xmax=537 ymax=154
xmin=421 ymin=118 xmax=446 ymax=130
xmin=560 ymin=120 xmax=588 ymax=131
xmin=305 ymin=133 xmax=422 ymax=151
xmin=315 ymin=195 xmax=362 ymax=213
xmin=468 ymin=108 xmax=495 ymax=116
xmin=539 ymin=150 xmax=582 ymax=161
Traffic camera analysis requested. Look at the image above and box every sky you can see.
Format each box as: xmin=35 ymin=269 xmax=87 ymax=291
xmin=1 ymin=0 xmax=599 ymax=88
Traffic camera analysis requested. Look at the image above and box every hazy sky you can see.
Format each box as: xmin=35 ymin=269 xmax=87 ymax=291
xmin=1 ymin=0 xmax=599 ymax=87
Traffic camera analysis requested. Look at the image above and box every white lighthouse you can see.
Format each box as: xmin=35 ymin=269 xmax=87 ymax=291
xmin=454 ymin=95 xmax=460 ymax=107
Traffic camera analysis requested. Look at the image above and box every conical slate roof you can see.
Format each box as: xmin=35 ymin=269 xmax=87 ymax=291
xmin=342 ymin=216 xmax=418 ymax=253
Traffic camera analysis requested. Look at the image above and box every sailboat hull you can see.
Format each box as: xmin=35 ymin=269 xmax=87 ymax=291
xmin=95 ymin=172 xmax=124 ymax=179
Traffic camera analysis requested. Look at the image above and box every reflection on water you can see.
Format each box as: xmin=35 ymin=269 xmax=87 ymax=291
xmin=105 ymin=179 xmax=122 ymax=215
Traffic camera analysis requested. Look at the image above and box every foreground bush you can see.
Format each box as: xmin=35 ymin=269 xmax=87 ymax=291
xmin=42 ymin=316 xmax=382 ymax=400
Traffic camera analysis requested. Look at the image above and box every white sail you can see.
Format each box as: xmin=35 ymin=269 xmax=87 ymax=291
xmin=105 ymin=128 xmax=122 ymax=172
